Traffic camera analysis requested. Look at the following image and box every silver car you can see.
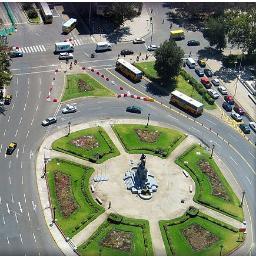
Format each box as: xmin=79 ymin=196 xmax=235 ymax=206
xmin=207 ymin=89 xmax=219 ymax=99
xmin=218 ymin=86 xmax=228 ymax=95
xmin=59 ymin=52 xmax=74 ymax=60
xmin=249 ymin=122 xmax=256 ymax=133
xmin=231 ymin=112 xmax=242 ymax=122
xmin=62 ymin=104 xmax=77 ymax=114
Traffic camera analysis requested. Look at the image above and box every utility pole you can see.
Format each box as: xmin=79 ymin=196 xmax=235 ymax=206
xmin=219 ymin=244 xmax=224 ymax=256
xmin=150 ymin=17 xmax=153 ymax=45
xmin=67 ymin=121 xmax=71 ymax=136
xmin=146 ymin=113 xmax=151 ymax=127
xmin=210 ymin=144 xmax=215 ymax=158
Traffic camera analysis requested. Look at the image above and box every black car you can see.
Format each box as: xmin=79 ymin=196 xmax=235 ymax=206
xmin=222 ymin=102 xmax=232 ymax=112
xmin=187 ymin=40 xmax=200 ymax=46
xmin=126 ymin=106 xmax=142 ymax=114
xmin=121 ymin=49 xmax=134 ymax=56
xmin=195 ymin=68 xmax=204 ymax=77
xmin=204 ymin=68 xmax=213 ymax=77
xmin=239 ymin=124 xmax=250 ymax=134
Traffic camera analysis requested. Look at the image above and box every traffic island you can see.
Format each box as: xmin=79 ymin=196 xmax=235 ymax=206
xmin=62 ymin=73 xmax=115 ymax=101
xmin=112 ymin=124 xmax=186 ymax=158
xmin=160 ymin=207 xmax=244 ymax=256
xmin=52 ymin=127 xmax=120 ymax=163
xmin=46 ymin=158 xmax=104 ymax=238
xmin=175 ymin=144 xmax=244 ymax=222
xmin=77 ymin=213 xmax=154 ymax=256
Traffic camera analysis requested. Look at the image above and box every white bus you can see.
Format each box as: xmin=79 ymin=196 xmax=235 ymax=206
xmin=170 ymin=90 xmax=204 ymax=115
xmin=116 ymin=59 xmax=143 ymax=82
xmin=62 ymin=18 xmax=77 ymax=34
xmin=39 ymin=2 xmax=53 ymax=24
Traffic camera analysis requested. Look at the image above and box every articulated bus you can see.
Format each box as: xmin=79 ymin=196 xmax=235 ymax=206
xmin=39 ymin=2 xmax=53 ymax=24
xmin=116 ymin=59 xmax=143 ymax=82
xmin=62 ymin=18 xmax=77 ymax=34
xmin=170 ymin=90 xmax=204 ymax=116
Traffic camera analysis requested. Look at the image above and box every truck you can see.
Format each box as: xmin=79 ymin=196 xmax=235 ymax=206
xmin=54 ymin=42 xmax=74 ymax=53
xmin=95 ymin=42 xmax=112 ymax=52
xmin=170 ymin=29 xmax=185 ymax=40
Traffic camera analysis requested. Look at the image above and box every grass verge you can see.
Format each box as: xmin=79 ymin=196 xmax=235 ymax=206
xmin=46 ymin=158 xmax=104 ymax=238
xmin=78 ymin=213 xmax=153 ymax=256
xmin=112 ymin=124 xmax=186 ymax=158
xmin=160 ymin=209 xmax=243 ymax=256
xmin=62 ymin=73 xmax=115 ymax=101
xmin=175 ymin=144 xmax=243 ymax=221
xmin=52 ymin=127 xmax=120 ymax=163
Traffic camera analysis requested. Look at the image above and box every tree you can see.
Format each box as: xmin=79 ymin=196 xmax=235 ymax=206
xmin=0 ymin=42 xmax=12 ymax=89
xmin=22 ymin=3 xmax=33 ymax=11
xmin=27 ymin=9 xmax=38 ymax=19
xmin=154 ymin=40 xmax=184 ymax=83
xmin=108 ymin=3 xmax=143 ymax=26
xmin=204 ymin=17 xmax=226 ymax=50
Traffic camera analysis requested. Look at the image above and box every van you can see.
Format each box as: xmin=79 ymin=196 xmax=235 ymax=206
xmin=186 ymin=58 xmax=196 ymax=69
xmin=55 ymin=42 xmax=74 ymax=53
xmin=95 ymin=42 xmax=112 ymax=52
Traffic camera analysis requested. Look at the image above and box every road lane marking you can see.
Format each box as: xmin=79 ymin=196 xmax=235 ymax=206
xmin=27 ymin=89 xmax=30 ymax=98
xmin=24 ymin=103 xmax=27 ymax=111
xmin=168 ymin=115 xmax=178 ymax=121
xmin=32 ymin=201 xmax=36 ymax=211
xmin=6 ymin=203 xmax=10 ymax=214
xmin=2 ymin=215 xmax=5 ymax=225
xmin=7 ymin=236 xmax=10 ymax=244
xmin=26 ymin=130 xmax=30 ymax=139
xmin=36 ymin=104 xmax=39 ymax=112
xmin=15 ymin=90 xmax=18 ymax=97
xmin=204 ymin=118 xmax=216 ymax=126
xmin=22 ymin=145 xmax=25 ymax=153
xmin=24 ymin=193 xmax=26 ymax=203
xmin=27 ymin=211 xmax=31 ymax=221
xmin=8 ymin=176 xmax=12 ymax=184
xmin=21 ymin=161 xmax=23 ymax=168
xmin=31 ymin=117 xmax=34 ymax=126
xmin=33 ymin=233 xmax=37 ymax=243
xmin=191 ymin=127 xmax=200 ymax=133
xmin=19 ymin=233 xmax=23 ymax=244
xmin=0 ymin=144 xmax=2 ymax=153
xmin=39 ymin=77 xmax=42 ymax=85
xmin=15 ymin=211 xmax=18 ymax=223
xmin=7 ymin=116 xmax=10 ymax=122
xmin=13 ymin=69 xmax=56 ymax=76
xmin=246 ymin=176 xmax=252 ymax=185
xmin=249 ymin=152 xmax=255 ymax=159
xmin=21 ymin=175 xmax=24 ymax=184
xmin=28 ymin=77 xmax=30 ymax=85
xmin=11 ymin=103 xmax=15 ymax=110
xmin=30 ymin=150 xmax=33 ymax=159
xmin=9 ymin=160 xmax=11 ymax=169
xmin=11 ymin=193 xmax=14 ymax=203
xmin=3 ymin=129 xmax=6 ymax=136
xmin=38 ymin=90 xmax=41 ymax=98
xmin=19 ymin=116 xmax=23 ymax=125
xmin=18 ymin=202 xmax=23 ymax=213
xmin=16 ymin=148 xmax=19 ymax=158
xmin=0 ymin=196 xmax=1 ymax=204
xmin=14 ymin=129 xmax=18 ymax=137
xmin=230 ymin=156 xmax=238 ymax=165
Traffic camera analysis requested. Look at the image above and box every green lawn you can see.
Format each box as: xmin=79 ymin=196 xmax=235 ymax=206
xmin=175 ymin=144 xmax=243 ymax=221
xmin=46 ymin=158 xmax=104 ymax=238
xmin=160 ymin=211 xmax=242 ymax=256
xmin=78 ymin=214 xmax=153 ymax=256
xmin=135 ymin=61 xmax=216 ymax=110
xmin=52 ymin=127 xmax=120 ymax=163
xmin=112 ymin=124 xmax=186 ymax=158
xmin=62 ymin=73 xmax=115 ymax=101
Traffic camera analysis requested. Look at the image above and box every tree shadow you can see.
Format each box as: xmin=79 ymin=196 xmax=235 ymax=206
xmin=0 ymin=106 xmax=6 ymax=116
xmin=214 ymin=67 xmax=237 ymax=83
xmin=144 ymin=79 xmax=177 ymax=97
xmin=104 ymin=26 xmax=132 ymax=44
xmin=197 ymin=47 xmax=223 ymax=62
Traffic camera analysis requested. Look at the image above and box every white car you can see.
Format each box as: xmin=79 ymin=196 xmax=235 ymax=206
xmin=218 ymin=86 xmax=228 ymax=95
xmin=231 ymin=112 xmax=242 ymax=122
xmin=41 ymin=117 xmax=57 ymax=126
xmin=211 ymin=78 xmax=220 ymax=86
xmin=147 ymin=44 xmax=158 ymax=51
xmin=249 ymin=122 xmax=256 ymax=133
xmin=207 ymin=89 xmax=219 ymax=99
xmin=62 ymin=104 xmax=77 ymax=114
xmin=59 ymin=52 xmax=74 ymax=60
xmin=133 ymin=38 xmax=145 ymax=44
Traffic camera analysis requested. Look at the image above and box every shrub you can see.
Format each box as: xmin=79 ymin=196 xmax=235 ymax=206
xmin=22 ymin=3 xmax=32 ymax=11
xmin=27 ymin=9 xmax=38 ymax=19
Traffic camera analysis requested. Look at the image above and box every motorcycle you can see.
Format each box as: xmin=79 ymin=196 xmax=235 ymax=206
xmin=91 ymin=53 xmax=95 ymax=58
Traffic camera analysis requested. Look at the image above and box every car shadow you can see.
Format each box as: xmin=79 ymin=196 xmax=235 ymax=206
xmin=0 ymin=106 xmax=7 ymax=116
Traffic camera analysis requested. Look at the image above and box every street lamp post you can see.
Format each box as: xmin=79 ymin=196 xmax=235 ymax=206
xmin=67 ymin=121 xmax=71 ymax=136
xmin=210 ymin=144 xmax=215 ymax=158
xmin=219 ymin=244 xmax=224 ymax=256
xmin=41 ymin=158 xmax=47 ymax=179
xmin=52 ymin=206 xmax=56 ymax=223
xmin=146 ymin=113 xmax=151 ymax=127
xmin=150 ymin=17 xmax=153 ymax=45
xmin=240 ymin=191 xmax=246 ymax=207
xmin=233 ymin=58 xmax=242 ymax=98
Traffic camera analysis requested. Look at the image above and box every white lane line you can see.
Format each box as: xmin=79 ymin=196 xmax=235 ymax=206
xmin=38 ymin=91 xmax=41 ymax=98
xmin=204 ymin=118 xmax=216 ymax=126
xmin=249 ymin=152 xmax=256 ymax=159
xmin=14 ymin=129 xmax=18 ymax=137
xmin=26 ymin=130 xmax=30 ymax=139
xmin=8 ymin=176 xmax=12 ymax=184
xmin=7 ymin=116 xmax=10 ymax=122
xmin=0 ymin=144 xmax=2 ymax=153
xmin=11 ymin=103 xmax=15 ymax=110
xmin=27 ymin=211 xmax=31 ymax=221
xmin=0 ymin=196 xmax=1 ymax=204
xmin=18 ymin=202 xmax=23 ymax=213
xmin=2 ymin=215 xmax=5 ymax=225
xmin=24 ymin=103 xmax=27 ymax=111
xmin=84 ymin=52 xmax=89 ymax=57
xmin=33 ymin=233 xmax=37 ymax=243
xmin=19 ymin=233 xmax=23 ymax=244
xmin=21 ymin=161 xmax=23 ymax=168
xmin=19 ymin=116 xmax=23 ymax=125
xmin=15 ymin=90 xmax=18 ymax=97
xmin=11 ymin=193 xmax=14 ymax=203
xmin=36 ymin=104 xmax=39 ymax=111
xmin=21 ymin=175 xmax=24 ymax=184
xmin=32 ymin=201 xmax=36 ymax=211
xmin=6 ymin=203 xmax=10 ymax=214
xmin=246 ymin=176 xmax=252 ymax=185
xmin=22 ymin=145 xmax=25 ymax=153
xmin=30 ymin=150 xmax=33 ymax=159
xmin=191 ymin=127 xmax=200 ymax=133
xmin=168 ymin=115 xmax=178 ymax=121
xmin=16 ymin=148 xmax=19 ymax=158
xmin=31 ymin=117 xmax=34 ymax=126
xmin=9 ymin=160 xmax=11 ymax=169
xmin=6 ymin=236 xmax=10 ymax=244
xmin=3 ymin=129 xmax=6 ymax=136
xmin=28 ymin=77 xmax=30 ymax=85
xmin=230 ymin=156 xmax=238 ymax=165
xmin=24 ymin=193 xmax=26 ymax=203
xmin=27 ymin=89 xmax=30 ymax=98
xmin=15 ymin=211 xmax=18 ymax=223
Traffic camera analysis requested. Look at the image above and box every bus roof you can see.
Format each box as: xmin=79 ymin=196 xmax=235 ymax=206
xmin=40 ymin=2 xmax=52 ymax=16
xmin=63 ymin=18 xmax=77 ymax=28
xmin=170 ymin=29 xmax=184 ymax=35
xmin=117 ymin=59 xmax=143 ymax=75
xmin=171 ymin=90 xmax=203 ymax=108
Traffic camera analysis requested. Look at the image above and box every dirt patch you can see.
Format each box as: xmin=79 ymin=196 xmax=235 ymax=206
xmin=198 ymin=159 xmax=230 ymax=201
xmin=135 ymin=129 xmax=160 ymax=143
xmin=71 ymin=135 xmax=99 ymax=150
xmin=183 ymin=223 xmax=219 ymax=251
xmin=78 ymin=79 xmax=93 ymax=92
xmin=54 ymin=171 xmax=78 ymax=218
xmin=101 ymin=230 xmax=133 ymax=252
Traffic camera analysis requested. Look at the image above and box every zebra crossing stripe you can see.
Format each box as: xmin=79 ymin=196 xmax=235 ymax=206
xmin=30 ymin=46 xmax=34 ymax=53
xmin=25 ymin=47 xmax=31 ymax=53
xmin=38 ymin=45 xmax=43 ymax=51
xmin=20 ymin=47 xmax=25 ymax=53
xmin=35 ymin=45 xmax=40 ymax=51
xmin=41 ymin=45 xmax=46 ymax=51
xmin=33 ymin=46 xmax=37 ymax=52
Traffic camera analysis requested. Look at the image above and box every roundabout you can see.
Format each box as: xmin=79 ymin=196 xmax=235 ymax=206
xmin=36 ymin=118 xmax=247 ymax=256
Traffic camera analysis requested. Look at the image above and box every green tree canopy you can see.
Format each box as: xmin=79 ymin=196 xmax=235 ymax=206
xmin=154 ymin=40 xmax=184 ymax=83
xmin=0 ymin=42 xmax=12 ymax=89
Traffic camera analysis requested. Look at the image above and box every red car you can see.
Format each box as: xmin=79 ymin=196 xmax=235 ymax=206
xmin=201 ymin=77 xmax=211 ymax=89
xmin=224 ymin=95 xmax=234 ymax=105
xmin=233 ymin=105 xmax=245 ymax=115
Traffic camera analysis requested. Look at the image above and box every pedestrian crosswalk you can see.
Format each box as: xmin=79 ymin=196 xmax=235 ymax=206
xmin=19 ymin=45 xmax=46 ymax=54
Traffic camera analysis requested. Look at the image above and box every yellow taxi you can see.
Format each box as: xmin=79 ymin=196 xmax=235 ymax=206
xmin=198 ymin=59 xmax=206 ymax=67
xmin=6 ymin=142 xmax=17 ymax=155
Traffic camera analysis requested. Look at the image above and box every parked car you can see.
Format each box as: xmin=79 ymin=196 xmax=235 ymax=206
xmin=41 ymin=117 xmax=57 ymax=126
xmin=201 ymin=77 xmax=211 ymax=88
xmin=198 ymin=59 xmax=206 ymax=67
xmin=231 ymin=112 xmax=242 ymax=122
xmin=62 ymin=104 xmax=77 ymax=114
xmin=4 ymin=94 xmax=12 ymax=105
xmin=120 ymin=49 xmax=134 ymax=56
xmin=10 ymin=50 xmax=23 ymax=58
xmin=249 ymin=122 xmax=256 ymax=133
xmin=224 ymin=95 xmax=234 ymax=105
xmin=207 ymin=89 xmax=219 ymax=99
xmin=233 ymin=105 xmax=245 ymax=115
xmin=133 ymin=38 xmax=145 ymax=44
xmin=187 ymin=40 xmax=200 ymax=46
xmin=211 ymin=78 xmax=220 ymax=86
xmin=204 ymin=68 xmax=213 ymax=77
xmin=126 ymin=106 xmax=142 ymax=114
xmin=147 ymin=44 xmax=158 ymax=51
xmin=59 ymin=52 xmax=73 ymax=60
xmin=195 ymin=68 xmax=204 ymax=77
xmin=6 ymin=142 xmax=17 ymax=155
xmin=222 ymin=102 xmax=232 ymax=112
xmin=239 ymin=124 xmax=250 ymax=134
xmin=218 ymin=86 xmax=228 ymax=95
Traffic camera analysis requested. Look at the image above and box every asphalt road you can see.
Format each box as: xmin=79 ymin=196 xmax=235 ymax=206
xmin=1 ymin=2 xmax=255 ymax=256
